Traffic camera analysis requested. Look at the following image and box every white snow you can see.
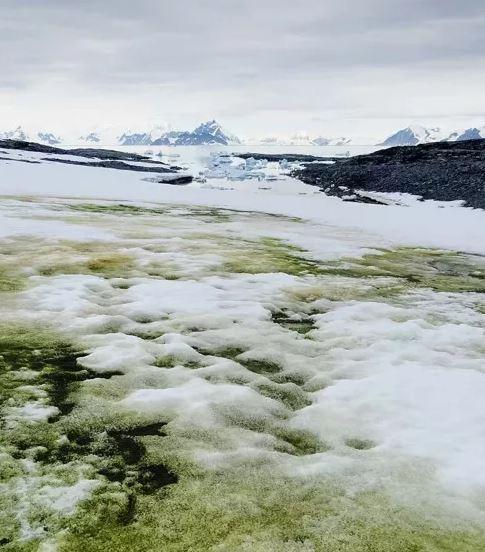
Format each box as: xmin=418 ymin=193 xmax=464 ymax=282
xmin=1 ymin=154 xmax=485 ymax=256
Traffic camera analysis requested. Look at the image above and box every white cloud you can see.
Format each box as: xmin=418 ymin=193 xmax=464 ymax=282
xmin=0 ymin=0 xmax=484 ymax=137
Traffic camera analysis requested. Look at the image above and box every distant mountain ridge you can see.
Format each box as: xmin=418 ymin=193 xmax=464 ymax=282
xmin=251 ymin=134 xmax=351 ymax=146
xmin=0 ymin=126 xmax=62 ymax=145
xmin=380 ymin=125 xmax=485 ymax=146
xmin=0 ymin=121 xmax=241 ymax=147
xmin=115 ymin=121 xmax=241 ymax=146
xmin=3 ymin=122 xmax=485 ymax=147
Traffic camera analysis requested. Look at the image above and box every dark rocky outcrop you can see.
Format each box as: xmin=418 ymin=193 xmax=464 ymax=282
xmin=0 ymin=139 xmax=159 ymax=162
xmin=157 ymin=175 xmax=193 ymax=185
xmin=293 ymin=139 xmax=485 ymax=209
xmin=235 ymin=153 xmax=342 ymax=162
xmin=43 ymin=157 xmax=177 ymax=173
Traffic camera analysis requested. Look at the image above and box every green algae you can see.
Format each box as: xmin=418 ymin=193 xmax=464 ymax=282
xmin=2 ymin=200 xmax=485 ymax=550
xmin=273 ymin=427 xmax=328 ymax=455
xmin=0 ymin=265 xmax=24 ymax=292
xmin=56 ymin=468 xmax=485 ymax=552
xmin=0 ymin=323 xmax=177 ymax=547
xmin=38 ymin=252 xmax=136 ymax=279
xmin=0 ymin=325 xmax=80 ymax=407
xmin=346 ymin=438 xmax=377 ymax=451
xmin=271 ymin=312 xmax=315 ymax=335
xmin=153 ymin=355 xmax=199 ymax=369
xmin=254 ymin=381 xmax=311 ymax=411
xmin=67 ymin=203 xmax=235 ymax=224
xmin=240 ymin=358 xmax=282 ymax=375
xmin=320 ymin=248 xmax=485 ymax=294
xmin=69 ymin=203 xmax=168 ymax=217
xmin=223 ymin=237 xmax=322 ymax=276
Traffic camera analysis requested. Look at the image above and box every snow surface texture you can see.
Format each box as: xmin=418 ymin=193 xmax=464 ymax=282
xmin=1 ymin=155 xmax=485 ymax=550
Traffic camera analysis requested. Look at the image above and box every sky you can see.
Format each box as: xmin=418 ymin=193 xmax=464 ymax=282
xmin=1 ymin=0 xmax=484 ymax=141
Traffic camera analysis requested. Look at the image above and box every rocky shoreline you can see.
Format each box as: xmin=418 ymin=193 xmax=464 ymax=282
xmin=292 ymin=139 xmax=485 ymax=209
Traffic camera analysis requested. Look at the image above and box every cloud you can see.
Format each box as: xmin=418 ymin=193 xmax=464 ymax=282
xmin=1 ymin=0 xmax=484 ymax=137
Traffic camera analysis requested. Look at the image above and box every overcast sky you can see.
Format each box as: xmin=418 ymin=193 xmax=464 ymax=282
xmin=1 ymin=0 xmax=484 ymax=140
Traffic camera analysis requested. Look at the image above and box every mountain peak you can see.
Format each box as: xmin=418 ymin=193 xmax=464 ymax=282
xmin=380 ymin=126 xmax=446 ymax=146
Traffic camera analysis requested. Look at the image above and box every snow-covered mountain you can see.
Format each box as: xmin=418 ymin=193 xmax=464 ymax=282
xmin=118 ymin=125 xmax=171 ymax=146
xmin=173 ymin=121 xmax=240 ymax=146
xmin=0 ymin=126 xmax=62 ymax=145
xmin=380 ymin=126 xmax=448 ymax=146
xmin=151 ymin=131 xmax=184 ymax=146
xmin=380 ymin=125 xmax=485 ymax=146
xmin=0 ymin=126 xmax=30 ymax=141
xmin=36 ymin=132 xmax=62 ymax=145
xmin=312 ymin=136 xmax=351 ymax=146
xmin=242 ymin=134 xmax=352 ymax=146
xmin=117 ymin=121 xmax=240 ymax=146
xmin=4 ymin=122 xmax=483 ymax=149
xmin=78 ymin=132 xmax=103 ymax=144
xmin=448 ymin=127 xmax=485 ymax=141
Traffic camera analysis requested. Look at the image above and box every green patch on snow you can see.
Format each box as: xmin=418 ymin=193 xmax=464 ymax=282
xmin=271 ymin=312 xmax=314 ymax=334
xmin=68 ymin=203 xmax=168 ymax=217
xmin=56 ymin=467 xmax=485 ymax=552
xmin=320 ymin=248 xmax=485 ymax=293
xmin=0 ymin=265 xmax=24 ymax=292
xmin=0 ymin=321 xmax=178 ymax=548
xmin=223 ymin=237 xmax=322 ymax=276
xmin=346 ymin=438 xmax=376 ymax=451
xmin=38 ymin=253 xmax=136 ymax=279
xmin=254 ymin=381 xmax=312 ymax=411
xmin=0 ymin=325 xmax=81 ymax=410
xmin=273 ymin=427 xmax=328 ymax=455
xmin=153 ymin=356 xmax=199 ymax=369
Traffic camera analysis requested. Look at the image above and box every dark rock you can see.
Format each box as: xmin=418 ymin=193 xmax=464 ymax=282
xmin=0 ymin=139 xmax=161 ymax=162
xmin=235 ymin=153 xmax=344 ymax=162
xmin=42 ymin=157 xmax=176 ymax=173
xmin=293 ymin=139 xmax=485 ymax=209
xmin=0 ymin=155 xmax=41 ymax=164
xmin=157 ymin=175 xmax=193 ymax=185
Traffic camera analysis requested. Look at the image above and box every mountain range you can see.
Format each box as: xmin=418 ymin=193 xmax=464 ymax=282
xmin=380 ymin=125 xmax=485 ymax=146
xmin=2 ymin=122 xmax=485 ymax=147
xmin=0 ymin=126 xmax=63 ymax=145
xmin=0 ymin=121 xmax=242 ymax=147
xmin=0 ymin=122 xmax=353 ymax=147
